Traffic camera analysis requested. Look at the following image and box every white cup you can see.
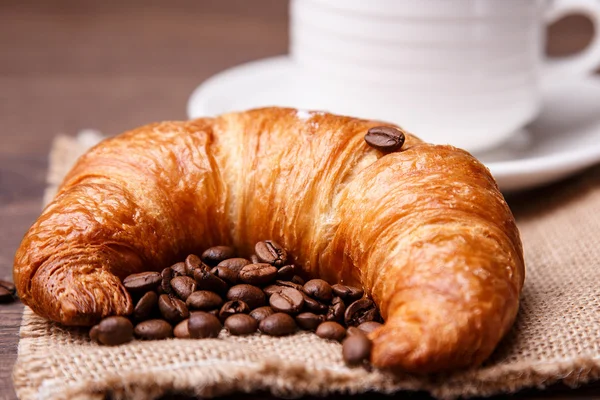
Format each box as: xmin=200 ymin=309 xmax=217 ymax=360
xmin=290 ymin=0 xmax=600 ymax=152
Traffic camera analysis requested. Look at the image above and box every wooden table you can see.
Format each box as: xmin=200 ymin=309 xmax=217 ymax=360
xmin=0 ymin=1 xmax=598 ymax=399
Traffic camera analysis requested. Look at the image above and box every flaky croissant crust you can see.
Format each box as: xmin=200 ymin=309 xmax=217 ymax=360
xmin=14 ymin=107 xmax=524 ymax=373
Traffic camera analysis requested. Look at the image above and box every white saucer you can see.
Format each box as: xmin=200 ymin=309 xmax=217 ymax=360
xmin=188 ymin=56 xmax=600 ymax=192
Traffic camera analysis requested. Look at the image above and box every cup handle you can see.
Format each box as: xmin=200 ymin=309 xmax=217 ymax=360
xmin=544 ymin=0 xmax=600 ymax=85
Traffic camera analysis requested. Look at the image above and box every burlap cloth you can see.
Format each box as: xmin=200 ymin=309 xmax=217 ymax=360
xmin=12 ymin=132 xmax=600 ymax=400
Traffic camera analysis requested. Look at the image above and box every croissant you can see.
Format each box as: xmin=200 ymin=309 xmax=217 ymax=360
xmin=13 ymin=107 xmax=524 ymax=373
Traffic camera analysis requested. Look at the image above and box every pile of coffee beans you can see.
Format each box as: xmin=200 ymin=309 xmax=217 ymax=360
xmin=0 ymin=279 xmax=17 ymax=304
xmin=90 ymin=241 xmax=382 ymax=367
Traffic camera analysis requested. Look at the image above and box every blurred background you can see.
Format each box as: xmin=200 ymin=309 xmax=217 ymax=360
xmin=0 ymin=1 xmax=597 ymax=398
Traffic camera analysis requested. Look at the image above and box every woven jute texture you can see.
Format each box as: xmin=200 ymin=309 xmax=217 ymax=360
xmin=12 ymin=133 xmax=600 ymax=400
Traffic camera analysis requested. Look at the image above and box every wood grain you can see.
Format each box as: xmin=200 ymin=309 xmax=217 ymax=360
xmin=0 ymin=1 xmax=597 ymax=399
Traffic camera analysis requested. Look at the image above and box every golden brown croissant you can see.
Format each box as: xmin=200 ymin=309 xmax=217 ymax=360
xmin=13 ymin=107 xmax=524 ymax=373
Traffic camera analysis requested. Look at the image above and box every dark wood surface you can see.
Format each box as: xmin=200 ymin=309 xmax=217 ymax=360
xmin=0 ymin=1 xmax=597 ymax=399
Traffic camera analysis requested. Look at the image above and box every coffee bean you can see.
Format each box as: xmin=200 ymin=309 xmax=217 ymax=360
xmin=0 ymin=287 xmax=13 ymax=303
xmin=186 ymin=290 xmax=223 ymax=310
xmin=160 ymin=267 xmax=174 ymax=295
xmin=158 ymin=294 xmax=189 ymax=323
xmin=201 ymin=246 xmax=236 ymax=266
xmin=357 ymin=321 xmax=383 ymax=334
xmin=170 ymin=276 xmax=197 ymax=300
xmin=239 ymin=263 xmax=278 ymax=285
xmin=295 ymin=312 xmax=323 ymax=331
xmin=269 ymin=287 xmax=304 ymax=314
xmin=263 ymin=285 xmax=281 ymax=297
xmin=303 ymin=279 xmax=333 ymax=302
xmin=170 ymin=262 xmax=187 ymax=277
xmin=276 ymin=265 xmax=296 ymax=280
xmin=185 ymin=254 xmax=207 ymax=276
xmin=224 ymin=314 xmax=258 ymax=336
xmin=249 ymin=306 xmax=275 ymax=322
xmin=189 ymin=311 xmax=222 ymax=338
xmin=342 ymin=332 xmax=372 ymax=366
xmin=95 ymin=316 xmax=134 ymax=346
xmin=217 ymin=258 xmax=251 ymax=273
xmin=174 ymin=319 xmax=190 ymax=338
xmin=193 ymin=268 xmax=228 ymax=295
xmin=259 ymin=313 xmax=297 ymax=336
xmin=364 ymin=126 xmax=405 ymax=153
xmin=255 ymin=240 xmax=287 ymax=267
xmin=332 ymin=284 xmax=364 ymax=303
xmin=211 ymin=265 xmax=239 ymax=284
xmin=249 ymin=254 xmax=260 ymax=264
xmin=89 ymin=325 xmax=99 ymax=342
xmin=326 ymin=296 xmax=346 ymax=323
xmin=345 ymin=299 xmax=380 ymax=327
xmin=301 ymin=292 xmax=328 ymax=314
xmin=219 ymin=300 xmax=250 ymax=321
xmin=123 ymin=271 xmax=161 ymax=293
xmin=275 ymin=280 xmax=304 ymax=291
xmin=227 ymin=284 xmax=266 ymax=309
xmin=135 ymin=319 xmax=173 ymax=340
xmin=133 ymin=291 xmax=158 ymax=321
xmin=291 ymin=275 xmax=305 ymax=285
xmin=316 ymin=321 xmax=346 ymax=342
xmin=0 ymin=279 xmax=16 ymax=295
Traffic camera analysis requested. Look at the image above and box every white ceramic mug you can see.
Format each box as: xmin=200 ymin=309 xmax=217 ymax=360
xmin=290 ymin=0 xmax=600 ymax=152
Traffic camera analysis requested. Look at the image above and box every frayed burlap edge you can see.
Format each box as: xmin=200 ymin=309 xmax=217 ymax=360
xmin=12 ymin=132 xmax=600 ymax=400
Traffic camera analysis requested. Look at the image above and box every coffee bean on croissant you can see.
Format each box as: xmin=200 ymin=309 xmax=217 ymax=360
xmin=364 ymin=125 xmax=405 ymax=152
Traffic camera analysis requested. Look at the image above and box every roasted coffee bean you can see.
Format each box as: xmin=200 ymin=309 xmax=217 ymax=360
xmin=345 ymin=299 xmax=380 ymax=327
xmin=357 ymin=321 xmax=383 ymax=334
xmin=316 ymin=321 xmax=346 ymax=342
xmin=174 ymin=319 xmax=190 ymax=338
xmin=364 ymin=126 xmax=405 ymax=153
xmin=135 ymin=319 xmax=173 ymax=340
xmin=158 ymin=294 xmax=189 ymax=323
xmin=249 ymin=254 xmax=260 ymax=264
xmin=346 ymin=327 xmax=364 ymax=337
xmin=326 ymin=296 xmax=346 ymax=323
xmin=291 ymin=275 xmax=305 ymax=285
xmin=0 ymin=279 xmax=16 ymax=295
xmin=185 ymin=254 xmax=206 ymax=276
xmin=160 ymin=267 xmax=174 ymax=295
xmin=193 ymin=268 xmax=229 ymax=295
xmin=123 ymin=271 xmax=162 ymax=293
xmin=0 ymin=287 xmax=13 ymax=303
xmin=217 ymin=258 xmax=251 ymax=273
xmin=255 ymin=240 xmax=287 ymax=267
xmin=275 ymin=280 xmax=304 ymax=291
xmin=219 ymin=300 xmax=250 ymax=321
xmin=276 ymin=265 xmax=296 ymax=280
xmin=171 ymin=262 xmax=187 ymax=277
xmin=201 ymin=246 xmax=236 ymax=266
xmin=303 ymin=279 xmax=333 ymax=302
xmin=332 ymin=284 xmax=364 ymax=303
xmin=186 ymin=290 xmax=223 ymax=310
xmin=224 ymin=314 xmax=258 ymax=336
xmin=259 ymin=313 xmax=297 ymax=336
xmin=239 ymin=263 xmax=278 ymax=285
xmin=95 ymin=316 xmax=134 ymax=346
xmin=295 ymin=312 xmax=323 ymax=331
xmin=188 ymin=311 xmax=222 ymax=338
xmin=227 ymin=284 xmax=266 ymax=309
xmin=269 ymin=287 xmax=304 ymax=314
xmin=170 ymin=276 xmax=197 ymax=300
xmin=89 ymin=325 xmax=100 ymax=342
xmin=301 ymin=292 xmax=328 ymax=314
xmin=133 ymin=291 xmax=158 ymax=321
xmin=263 ymin=285 xmax=281 ymax=297
xmin=211 ymin=265 xmax=239 ymax=284
xmin=249 ymin=306 xmax=275 ymax=322
xmin=342 ymin=331 xmax=372 ymax=366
